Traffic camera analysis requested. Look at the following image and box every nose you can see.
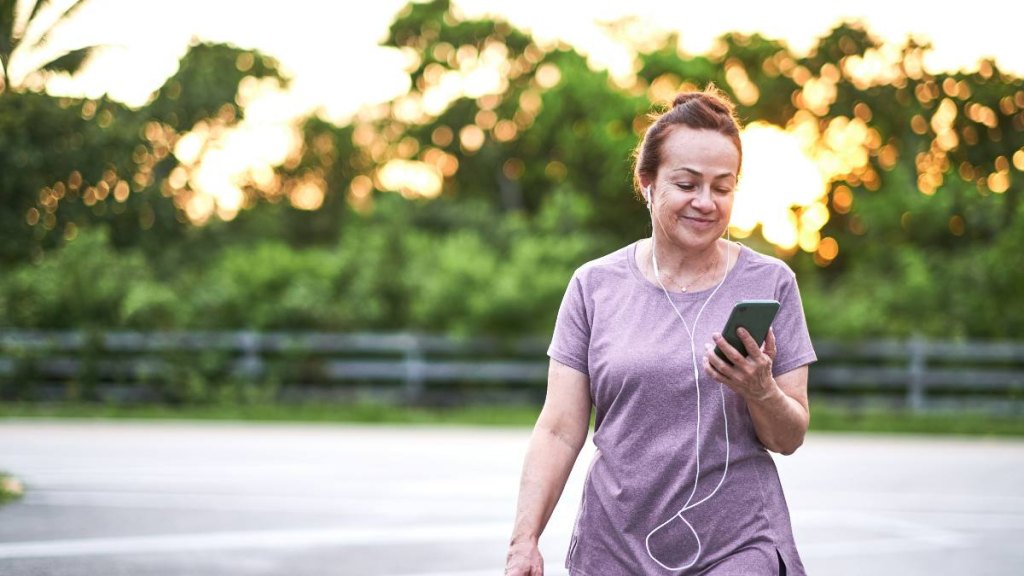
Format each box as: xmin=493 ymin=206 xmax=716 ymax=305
xmin=690 ymin=186 xmax=715 ymax=211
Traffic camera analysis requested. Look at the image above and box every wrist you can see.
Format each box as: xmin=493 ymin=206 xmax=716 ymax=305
xmin=509 ymin=532 xmax=539 ymax=547
xmin=751 ymin=379 xmax=784 ymax=405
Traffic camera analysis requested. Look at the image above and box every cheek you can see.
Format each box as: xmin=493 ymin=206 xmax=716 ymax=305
xmin=716 ymin=196 xmax=735 ymax=214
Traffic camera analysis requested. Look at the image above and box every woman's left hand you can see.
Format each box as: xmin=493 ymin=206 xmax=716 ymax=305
xmin=703 ymin=328 xmax=781 ymax=403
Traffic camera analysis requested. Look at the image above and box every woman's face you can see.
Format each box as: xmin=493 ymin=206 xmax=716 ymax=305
xmin=644 ymin=127 xmax=739 ymax=252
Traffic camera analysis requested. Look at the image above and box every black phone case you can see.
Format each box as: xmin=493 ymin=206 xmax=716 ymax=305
xmin=714 ymin=300 xmax=781 ymax=365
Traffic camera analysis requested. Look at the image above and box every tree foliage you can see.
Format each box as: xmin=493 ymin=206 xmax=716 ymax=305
xmin=2 ymin=0 xmax=1024 ymax=340
xmin=0 ymin=40 xmax=285 ymax=264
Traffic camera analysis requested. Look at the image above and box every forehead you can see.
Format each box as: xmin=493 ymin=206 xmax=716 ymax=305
xmin=658 ymin=127 xmax=740 ymax=177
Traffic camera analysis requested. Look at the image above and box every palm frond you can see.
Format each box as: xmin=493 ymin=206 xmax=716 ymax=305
xmin=26 ymin=0 xmax=47 ymax=23
xmin=12 ymin=0 xmax=40 ymax=43
xmin=31 ymin=0 xmax=89 ymax=51
xmin=39 ymin=43 xmax=90 ymax=74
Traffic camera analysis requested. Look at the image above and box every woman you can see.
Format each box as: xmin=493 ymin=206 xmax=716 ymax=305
xmin=505 ymin=86 xmax=816 ymax=575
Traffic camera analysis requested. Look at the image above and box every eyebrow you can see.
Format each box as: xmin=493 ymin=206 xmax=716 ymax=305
xmin=671 ymin=167 xmax=736 ymax=179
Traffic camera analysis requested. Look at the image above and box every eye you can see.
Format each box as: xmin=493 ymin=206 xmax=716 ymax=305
xmin=714 ymin=186 xmax=734 ymax=195
xmin=675 ymin=182 xmax=697 ymax=191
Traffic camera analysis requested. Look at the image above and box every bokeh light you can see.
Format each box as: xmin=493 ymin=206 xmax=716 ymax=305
xmin=733 ymin=122 xmax=829 ymax=253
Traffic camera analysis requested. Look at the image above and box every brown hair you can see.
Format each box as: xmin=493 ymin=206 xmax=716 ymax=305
xmin=633 ymin=84 xmax=743 ymax=198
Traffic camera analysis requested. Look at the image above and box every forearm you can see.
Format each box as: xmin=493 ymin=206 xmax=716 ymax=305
xmin=746 ymin=381 xmax=809 ymax=455
xmin=510 ymin=424 xmax=584 ymax=545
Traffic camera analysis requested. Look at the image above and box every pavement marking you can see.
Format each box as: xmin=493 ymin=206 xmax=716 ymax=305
xmin=0 ymin=507 xmax=975 ymax=562
xmin=0 ymin=522 xmax=517 ymax=560
xmin=21 ymin=489 xmax=508 ymax=519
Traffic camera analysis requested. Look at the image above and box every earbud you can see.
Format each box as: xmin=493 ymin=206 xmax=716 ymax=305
xmin=644 ymin=185 xmax=652 ymax=209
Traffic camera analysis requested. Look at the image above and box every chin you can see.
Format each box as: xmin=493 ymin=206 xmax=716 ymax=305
xmin=673 ymin=225 xmax=723 ymax=246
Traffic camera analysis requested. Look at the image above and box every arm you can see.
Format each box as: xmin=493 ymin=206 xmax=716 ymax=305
xmin=505 ymin=359 xmax=592 ymax=576
xmin=703 ymin=328 xmax=810 ymax=455
xmin=744 ymin=365 xmax=809 ymax=455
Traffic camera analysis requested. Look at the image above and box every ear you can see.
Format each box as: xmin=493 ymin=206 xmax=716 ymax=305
xmin=639 ymin=177 xmax=653 ymax=203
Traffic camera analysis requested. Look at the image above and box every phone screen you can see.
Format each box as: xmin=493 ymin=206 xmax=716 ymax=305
xmin=714 ymin=300 xmax=780 ymax=365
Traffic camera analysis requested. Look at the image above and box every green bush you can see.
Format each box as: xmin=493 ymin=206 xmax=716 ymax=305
xmin=0 ymin=228 xmax=148 ymax=329
xmin=120 ymin=282 xmax=186 ymax=329
xmin=188 ymin=242 xmax=343 ymax=329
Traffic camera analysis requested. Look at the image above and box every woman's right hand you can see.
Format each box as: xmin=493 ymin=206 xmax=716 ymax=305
xmin=506 ymin=359 xmax=590 ymax=576
xmin=505 ymin=539 xmax=544 ymax=575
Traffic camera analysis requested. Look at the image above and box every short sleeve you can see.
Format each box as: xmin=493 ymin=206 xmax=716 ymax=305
xmin=547 ymin=273 xmax=591 ymax=376
xmin=770 ymin=270 xmax=817 ymax=377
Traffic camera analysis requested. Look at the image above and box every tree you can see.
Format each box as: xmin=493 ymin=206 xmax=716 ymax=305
xmin=364 ymin=2 xmax=1024 ymax=338
xmin=372 ymin=0 xmax=649 ymax=242
xmin=4 ymin=0 xmax=1024 ymax=339
xmin=0 ymin=39 xmax=286 ymax=265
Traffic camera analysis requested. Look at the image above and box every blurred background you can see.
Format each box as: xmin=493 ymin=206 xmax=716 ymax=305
xmin=1 ymin=0 xmax=1023 ymax=415
xmin=2 ymin=1 xmax=1024 ymax=575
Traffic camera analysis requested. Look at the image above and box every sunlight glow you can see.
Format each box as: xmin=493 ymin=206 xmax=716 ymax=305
xmin=377 ymin=159 xmax=443 ymax=199
xmin=841 ymin=44 xmax=906 ymax=90
xmin=165 ymin=77 xmax=304 ymax=222
xmin=418 ymin=39 xmax=511 ymax=117
xmin=735 ymin=111 xmax=886 ymax=261
xmin=733 ymin=122 xmax=829 ymax=252
xmin=724 ymin=59 xmax=759 ymax=106
xmin=288 ymin=174 xmax=326 ymax=210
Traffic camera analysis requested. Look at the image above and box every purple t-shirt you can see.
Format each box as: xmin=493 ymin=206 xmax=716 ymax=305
xmin=548 ymin=241 xmax=816 ymax=576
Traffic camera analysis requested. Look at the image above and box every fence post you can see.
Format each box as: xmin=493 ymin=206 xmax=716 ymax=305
xmin=907 ymin=336 xmax=927 ymax=412
xmin=235 ymin=331 xmax=265 ymax=380
xmin=403 ymin=334 xmax=425 ymax=404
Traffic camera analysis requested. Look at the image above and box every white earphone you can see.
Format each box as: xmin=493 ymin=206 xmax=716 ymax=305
xmin=643 ymin=184 xmax=733 ymax=570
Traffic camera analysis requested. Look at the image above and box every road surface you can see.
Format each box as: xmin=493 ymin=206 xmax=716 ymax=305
xmin=0 ymin=420 xmax=1022 ymax=575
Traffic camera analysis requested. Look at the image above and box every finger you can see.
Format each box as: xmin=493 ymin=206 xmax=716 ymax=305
xmin=764 ymin=328 xmax=777 ymax=359
xmin=703 ymin=349 xmax=729 ymax=382
xmin=712 ymin=332 xmax=747 ymax=365
xmin=702 ymin=355 xmax=719 ymax=381
xmin=704 ymin=342 xmax=725 ymax=370
xmin=736 ymin=327 xmax=762 ymax=357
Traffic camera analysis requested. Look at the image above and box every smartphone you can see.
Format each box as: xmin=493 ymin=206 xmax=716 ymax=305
xmin=714 ymin=300 xmax=781 ymax=365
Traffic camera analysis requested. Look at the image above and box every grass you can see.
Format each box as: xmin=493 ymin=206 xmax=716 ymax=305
xmin=0 ymin=472 xmax=24 ymax=504
xmin=1 ymin=401 xmax=1023 ymax=436
xmin=809 ymin=404 xmax=1024 ymax=436
xmin=0 ymin=401 xmax=544 ymax=427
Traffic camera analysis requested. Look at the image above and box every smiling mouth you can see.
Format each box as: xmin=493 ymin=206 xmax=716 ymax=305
xmin=681 ymin=215 xmax=716 ymax=224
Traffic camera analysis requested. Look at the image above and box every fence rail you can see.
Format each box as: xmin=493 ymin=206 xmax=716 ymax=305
xmin=1 ymin=331 xmax=1022 ymax=411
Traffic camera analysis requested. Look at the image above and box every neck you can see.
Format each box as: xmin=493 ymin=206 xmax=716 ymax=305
xmin=650 ymin=236 xmax=722 ymax=278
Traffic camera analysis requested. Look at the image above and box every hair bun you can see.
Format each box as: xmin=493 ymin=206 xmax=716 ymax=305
xmin=672 ymin=85 xmax=736 ymax=117
xmin=671 ymin=93 xmax=702 ymax=108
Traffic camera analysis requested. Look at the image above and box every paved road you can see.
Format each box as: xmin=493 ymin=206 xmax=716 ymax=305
xmin=0 ymin=420 xmax=1021 ymax=575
